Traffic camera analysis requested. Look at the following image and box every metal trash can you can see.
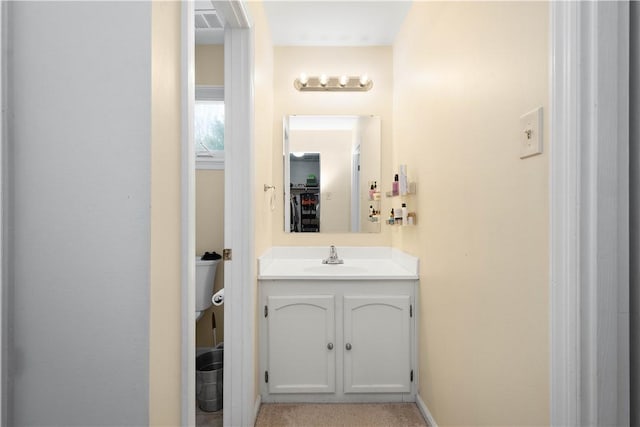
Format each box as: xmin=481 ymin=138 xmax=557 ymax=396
xmin=196 ymin=345 xmax=223 ymax=412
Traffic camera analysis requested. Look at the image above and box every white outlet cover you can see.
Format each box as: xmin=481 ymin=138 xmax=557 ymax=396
xmin=519 ymin=107 xmax=543 ymax=159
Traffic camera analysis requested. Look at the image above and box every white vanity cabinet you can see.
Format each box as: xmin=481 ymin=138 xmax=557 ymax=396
xmin=266 ymin=295 xmax=336 ymax=394
xmin=343 ymin=295 xmax=412 ymax=393
xmin=260 ymin=280 xmax=417 ymax=403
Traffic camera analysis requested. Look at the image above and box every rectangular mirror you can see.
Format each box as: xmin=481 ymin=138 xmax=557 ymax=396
xmin=284 ymin=115 xmax=381 ymax=233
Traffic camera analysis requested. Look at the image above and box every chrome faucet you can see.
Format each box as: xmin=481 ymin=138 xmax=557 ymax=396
xmin=322 ymin=245 xmax=344 ymax=264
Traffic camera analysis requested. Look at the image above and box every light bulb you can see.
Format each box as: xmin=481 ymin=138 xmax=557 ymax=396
xmin=298 ymin=73 xmax=308 ymax=86
xmin=292 ymin=152 xmax=305 ymax=158
xmin=359 ymin=73 xmax=369 ymax=87
xmin=339 ymin=75 xmax=349 ymax=87
xmin=319 ymin=74 xmax=329 ymax=87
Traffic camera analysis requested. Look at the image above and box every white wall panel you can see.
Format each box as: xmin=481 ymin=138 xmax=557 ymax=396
xmin=6 ymin=2 xmax=151 ymax=425
xmin=630 ymin=2 xmax=639 ymax=424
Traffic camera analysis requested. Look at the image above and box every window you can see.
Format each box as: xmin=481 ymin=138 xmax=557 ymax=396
xmin=195 ymin=86 xmax=224 ymax=169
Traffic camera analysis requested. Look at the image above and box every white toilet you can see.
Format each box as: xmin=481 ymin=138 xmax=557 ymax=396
xmin=196 ymin=258 xmax=221 ymax=321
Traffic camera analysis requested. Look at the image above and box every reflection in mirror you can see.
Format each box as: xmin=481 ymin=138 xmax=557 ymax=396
xmin=284 ymin=115 xmax=381 ymax=233
xmin=289 ymin=153 xmax=321 ymax=232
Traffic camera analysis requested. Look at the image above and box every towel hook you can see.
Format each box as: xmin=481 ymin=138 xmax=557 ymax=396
xmin=264 ymin=185 xmax=277 ymax=211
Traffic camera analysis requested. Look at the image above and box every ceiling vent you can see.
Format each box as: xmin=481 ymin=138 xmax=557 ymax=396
xmin=195 ymin=11 xmax=222 ymax=30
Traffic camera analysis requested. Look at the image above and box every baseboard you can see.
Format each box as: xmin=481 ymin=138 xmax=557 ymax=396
xmin=415 ymin=394 xmax=438 ymax=427
xmin=253 ymin=394 xmax=262 ymax=424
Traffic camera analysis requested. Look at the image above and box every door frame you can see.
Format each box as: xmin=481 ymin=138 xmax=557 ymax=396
xmin=181 ymin=1 xmax=254 ymax=426
xmin=550 ymin=1 xmax=630 ymax=425
xmin=0 ymin=1 xmax=5 ymax=424
xmin=217 ymin=2 xmax=255 ymax=426
xmin=180 ymin=2 xmax=195 ymax=425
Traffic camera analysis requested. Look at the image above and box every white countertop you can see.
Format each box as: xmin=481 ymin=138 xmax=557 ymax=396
xmin=258 ymin=247 xmax=419 ymax=281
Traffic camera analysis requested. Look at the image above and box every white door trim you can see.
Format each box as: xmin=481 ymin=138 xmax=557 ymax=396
xmin=0 ymin=1 xmax=5 ymax=424
xmin=550 ymin=2 xmax=630 ymax=425
xmin=220 ymin=18 xmax=255 ymax=427
xmin=181 ymin=1 xmax=196 ymax=425
xmin=181 ymin=1 xmax=255 ymax=426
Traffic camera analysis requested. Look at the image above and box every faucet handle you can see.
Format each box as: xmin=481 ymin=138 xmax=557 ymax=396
xmin=323 ymin=245 xmax=343 ymax=264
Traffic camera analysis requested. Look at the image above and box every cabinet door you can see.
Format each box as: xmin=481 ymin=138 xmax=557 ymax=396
xmin=267 ymin=295 xmax=336 ymax=393
xmin=343 ymin=295 xmax=411 ymax=393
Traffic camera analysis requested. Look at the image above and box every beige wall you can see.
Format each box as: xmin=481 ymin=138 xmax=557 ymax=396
xmin=150 ymin=1 xmax=182 ymax=425
xmin=196 ymin=45 xmax=224 ymax=86
xmin=248 ymin=0 xmax=275 ymax=410
xmin=194 ymin=44 xmax=226 ymax=346
xmin=392 ymin=2 xmax=549 ymax=425
xmin=272 ymin=46 xmax=393 ymax=246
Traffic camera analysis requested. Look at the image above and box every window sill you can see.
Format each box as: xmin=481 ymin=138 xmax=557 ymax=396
xmin=196 ymin=157 xmax=225 ymax=170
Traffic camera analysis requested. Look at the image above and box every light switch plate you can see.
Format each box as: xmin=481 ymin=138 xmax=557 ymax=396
xmin=519 ymin=107 xmax=543 ymax=159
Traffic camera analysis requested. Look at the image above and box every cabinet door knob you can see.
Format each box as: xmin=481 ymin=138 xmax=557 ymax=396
xmin=327 ymin=343 xmax=333 ymax=350
xmin=345 ymin=343 xmax=352 ymax=351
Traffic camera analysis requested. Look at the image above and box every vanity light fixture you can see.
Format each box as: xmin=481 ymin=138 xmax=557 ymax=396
xmin=294 ymin=73 xmax=373 ymax=92
xmin=298 ymin=73 xmax=309 ymax=87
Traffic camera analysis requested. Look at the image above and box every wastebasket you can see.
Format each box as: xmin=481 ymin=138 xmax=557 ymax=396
xmin=196 ymin=345 xmax=223 ymax=412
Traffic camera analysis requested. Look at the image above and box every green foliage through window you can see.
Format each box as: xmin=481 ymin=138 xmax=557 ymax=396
xmin=195 ymin=101 xmax=224 ymax=153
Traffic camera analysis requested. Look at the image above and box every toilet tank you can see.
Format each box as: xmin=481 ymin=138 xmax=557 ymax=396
xmin=196 ymin=259 xmax=220 ymax=312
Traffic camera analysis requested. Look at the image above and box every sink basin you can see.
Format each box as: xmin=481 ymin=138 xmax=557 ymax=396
xmin=257 ymin=247 xmax=419 ymax=280
xmin=303 ymin=265 xmax=368 ymax=275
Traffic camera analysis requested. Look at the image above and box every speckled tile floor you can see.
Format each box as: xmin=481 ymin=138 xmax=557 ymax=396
xmin=255 ymin=403 xmax=428 ymax=427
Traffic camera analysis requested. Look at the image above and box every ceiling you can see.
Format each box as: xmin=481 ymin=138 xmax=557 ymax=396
xmin=263 ymin=1 xmax=412 ymax=46
xmin=195 ymin=1 xmax=412 ymax=46
xmin=195 ymin=0 xmax=224 ymax=45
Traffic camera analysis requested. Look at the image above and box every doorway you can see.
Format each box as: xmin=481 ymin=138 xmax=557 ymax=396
xmin=181 ymin=1 xmax=255 ymax=426
xmin=193 ymin=15 xmax=225 ymax=426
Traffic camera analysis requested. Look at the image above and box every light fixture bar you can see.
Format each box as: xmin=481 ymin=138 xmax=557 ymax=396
xmin=294 ymin=75 xmax=373 ymax=92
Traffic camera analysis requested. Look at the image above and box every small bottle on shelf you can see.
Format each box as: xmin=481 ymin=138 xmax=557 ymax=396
xmin=392 ymin=174 xmax=399 ymax=196
xmin=394 ymin=206 xmax=403 ymax=225
xmin=401 ymin=203 xmax=408 ymax=226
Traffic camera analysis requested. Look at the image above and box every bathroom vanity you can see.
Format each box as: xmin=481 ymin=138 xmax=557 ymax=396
xmin=258 ymin=247 xmax=419 ymax=403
